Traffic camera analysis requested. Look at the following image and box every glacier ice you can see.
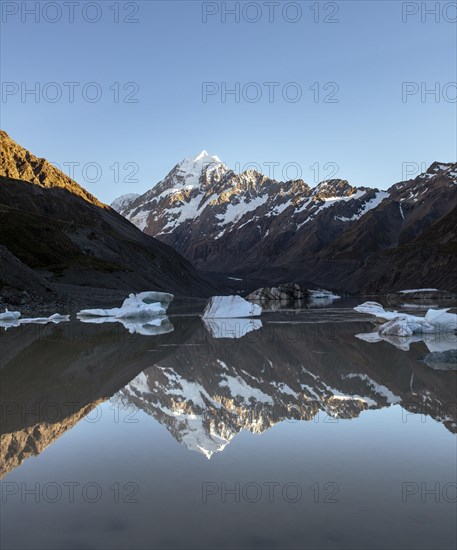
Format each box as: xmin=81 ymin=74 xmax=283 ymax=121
xmin=354 ymin=302 xmax=457 ymax=335
xmin=77 ymin=291 xmax=173 ymax=320
xmin=0 ymin=309 xmax=21 ymax=321
xmin=202 ymin=295 xmax=262 ymax=319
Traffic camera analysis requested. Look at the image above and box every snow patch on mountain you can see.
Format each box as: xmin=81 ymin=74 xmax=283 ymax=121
xmin=110 ymin=193 xmax=140 ymax=213
xmin=336 ymin=191 xmax=389 ymax=221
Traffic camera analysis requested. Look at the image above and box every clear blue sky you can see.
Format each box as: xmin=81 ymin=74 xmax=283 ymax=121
xmin=1 ymin=1 xmax=456 ymax=202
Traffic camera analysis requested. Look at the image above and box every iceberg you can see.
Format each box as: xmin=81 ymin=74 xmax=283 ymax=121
xmin=353 ymin=301 xmax=399 ymax=320
xmin=203 ymin=318 xmax=263 ymax=339
xmin=354 ymin=302 xmax=457 ymax=334
xmin=126 ymin=291 xmax=174 ymax=305
xmin=202 ymin=296 xmax=262 ymax=319
xmin=308 ymin=289 xmax=341 ymax=300
xmin=18 ymin=314 xmax=70 ymax=325
xmin=0 ymin=309 xmax=21 ymax=321
xmin=378 ymin=317 xmax=434 ymax=337
xmin=77 ymin=291 xmax=172 ymax=320
xmin=0 ymin=311 xmax=69 ymax=330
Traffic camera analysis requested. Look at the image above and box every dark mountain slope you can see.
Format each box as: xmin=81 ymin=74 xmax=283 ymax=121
xmin=0 ymin=133 xmax=218 ymax=307
xmin=355 ymin=205 xmax=457 ymax=294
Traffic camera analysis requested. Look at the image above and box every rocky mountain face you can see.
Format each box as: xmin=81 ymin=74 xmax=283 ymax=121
xmin=0 ymin=130 xmax=103 ymax=207
xmin=0 ymin=132 xmax=218 ymax=308
xmin=114 ymin=156 xmax=457 ymax=293
xmin=2 ymin=316 xmax=455 ymax=475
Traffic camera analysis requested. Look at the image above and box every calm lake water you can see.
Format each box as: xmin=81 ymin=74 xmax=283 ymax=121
xmin=1 ymin=300 xmax=456 ymax=550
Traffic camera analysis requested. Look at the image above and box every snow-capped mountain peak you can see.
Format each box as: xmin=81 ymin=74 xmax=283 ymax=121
xmin=312 ymin=179 xmax=355 ymax=200
xmin=176 ymin=151 xmax=226 ymax=179
xmin=110 ymin=193 xmax=140 ymax=213
xmin=194 ymin=150 xmax=221 ymax=163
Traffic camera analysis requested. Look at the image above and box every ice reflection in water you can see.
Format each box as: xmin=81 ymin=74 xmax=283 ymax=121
xmin=1 ymin=303 xmax=456 ymax=550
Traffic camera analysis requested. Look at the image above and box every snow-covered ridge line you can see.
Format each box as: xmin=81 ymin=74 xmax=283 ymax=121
xmin=110 ymin=155 xmax=456 ymax=277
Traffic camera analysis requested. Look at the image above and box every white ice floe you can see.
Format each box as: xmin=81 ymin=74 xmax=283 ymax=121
xmin=0 ymin=309 xmax=21 ymax=321
xmin=18 ymin=314 xmax=70 ymax=325
xmin=77 ymin=291 xmax=173 ymax=320
xmin=202 ymin=295 xmax=262 ymax=319
xmin=203 ymin=318 xmax=262 ymax=338
xmin=354 ymin=301 xmax=457 ymax=335
xmin=354 ymin=301 xmax=398 ymax=320
xmin=308 ymin=289 xmax=341 ymax=300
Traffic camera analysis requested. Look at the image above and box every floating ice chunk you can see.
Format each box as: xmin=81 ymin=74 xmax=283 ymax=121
xmin=353 ymin=302 xmax=399 ymax=320
xmin=0 ymin=309 xmax=21 ymax=321
xmin=424 ymin=308 xmax=457 ymax=331
xmin=308 ymin=289 xmax=341 ymax=300
xmin=0 ymin=312 xmax=69 ymax=330
xmin=202 ymin=295 xmax=262 ymax=319
xmin=18 ymin=313 xmax=70 ymax=325
xmin=78 ymin=308 xmax=113 ymax=317
xmin=77 ymin=291 xmax=172 ymax=320
xmin=378 ymin=317 xmax=436 ymax=337
xmin=122 ymin=291 xmax=174 ymax=306
xmin=48 ymin=313 xmax=70 ymax=322
xmin=115 ymin=302 xmax=166 ymax=319
xmin=355 ymin=302 xmax=457 ymax=336
xmin=203 ymin=318 xmax=262 ymax=338
xmin=78 ymin=302 xmax=165 ymax=319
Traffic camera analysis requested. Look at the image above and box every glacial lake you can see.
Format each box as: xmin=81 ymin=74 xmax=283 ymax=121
xmin=1 ymin=299 xmax=456 ymax=550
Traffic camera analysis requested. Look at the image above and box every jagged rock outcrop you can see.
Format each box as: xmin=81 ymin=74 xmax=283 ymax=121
xmin=246 ymin=283 xmax=309 ymax=301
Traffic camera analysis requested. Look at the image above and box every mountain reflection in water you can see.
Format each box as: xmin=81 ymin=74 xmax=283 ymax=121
xmin=1 ymin=311 xmax=456 ymax=476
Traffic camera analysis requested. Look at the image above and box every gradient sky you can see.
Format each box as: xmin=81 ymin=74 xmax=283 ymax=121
xmin=1 ymin=0 xmax=456 ymax=202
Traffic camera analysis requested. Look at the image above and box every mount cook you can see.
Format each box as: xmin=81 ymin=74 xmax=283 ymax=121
xmin=113 ymin=152 xmax=457 ymax=294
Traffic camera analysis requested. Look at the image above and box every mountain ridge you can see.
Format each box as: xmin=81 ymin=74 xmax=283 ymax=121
xmin=113 ymin=153 xmax=457 ymax=293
